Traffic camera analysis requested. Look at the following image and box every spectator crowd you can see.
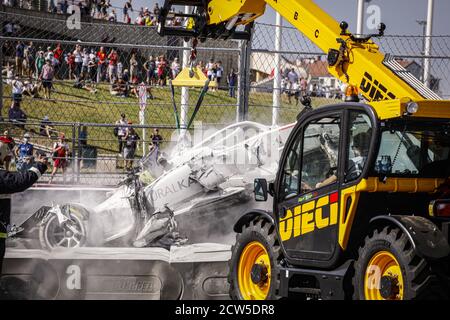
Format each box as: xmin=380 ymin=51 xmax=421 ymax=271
xmin=0 ymin=1 xmax=242 ymax=179
xmin=2 ymin=0 xmax=238 ymax=103
xmin=2 ymin=38 xmax=235 ymax=101
xmin=3 ymin=0 xmax=176 ymax=26
xmin=0 ymin=128 xmax=69 ymax=184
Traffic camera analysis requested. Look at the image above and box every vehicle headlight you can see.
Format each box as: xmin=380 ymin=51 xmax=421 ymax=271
xmin=406 ymin=101 xmax=419 ymax=114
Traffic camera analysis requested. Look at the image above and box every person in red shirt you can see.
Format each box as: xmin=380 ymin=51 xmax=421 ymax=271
xmin=53 ymin=43 xmax=63 ymax=60
xmin=197 ymin=60 xmax=207 ymax=76
xmin=108 ymin=49 xmax=118 ymax=83
xmin=66 ymin=52 xmax=75 ymax=80
xmin=157 ymin=56 xmax=167 ymax=86
xmin=97 ymin=46 xmax=107 ymax=83
xmin=53 ymin=43 xmax=63 ymax=79
xmin=49 ymin=134 xmax=69 ymax=184
xmin=0 ymin=130 xmax=15 ymax=171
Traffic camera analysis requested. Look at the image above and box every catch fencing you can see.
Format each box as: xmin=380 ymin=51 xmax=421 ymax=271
xmin=1 ymin=6 xmax=450 ymax=185
xmin=0 ymin=8 xmax=243 ymax=185
xmin=247 ymin=22 xmax=450 ymax=124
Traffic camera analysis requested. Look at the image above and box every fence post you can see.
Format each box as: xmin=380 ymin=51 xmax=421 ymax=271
xmin=76 ymin=123 xmax=81 ymax=183
xmin=356 ymin=0 xmax=365 ymax=36
xmin=272 ymin=13 xmax=283 ymax=127
xmin=237 ymin=31 xmax=252 ymax=122
xmin=180 ymin=5 xmax=192 ymax=136
xmin=71 ymin=123 xmax=76 ymax=184
xmin=423 ymin=0 xmax=435 ymax=88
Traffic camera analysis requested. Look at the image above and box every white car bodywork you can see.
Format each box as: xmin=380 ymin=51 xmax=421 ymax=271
xmin=38 ymin=121 xmax=296 ymax=248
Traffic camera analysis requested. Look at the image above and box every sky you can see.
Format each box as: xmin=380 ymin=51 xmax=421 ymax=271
xmin=111 ymin=0 xmax=450 ymax=36
xmin=261 ymin=0 xmax=450 ymax=36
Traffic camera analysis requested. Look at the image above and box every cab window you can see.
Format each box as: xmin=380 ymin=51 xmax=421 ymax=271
xmin=374 ymin=120 xmax=450 ymax=177
xmin=280 ymin=136 xmax=301 ymax=200
xmin=345 ymin=111 xmax=372 ymax=182
xmin=300 ymin=115 xmax=341 ymax=192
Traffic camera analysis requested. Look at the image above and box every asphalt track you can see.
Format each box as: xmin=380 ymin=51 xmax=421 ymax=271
xmin=2 ymin=243 xmax=232 ymax=300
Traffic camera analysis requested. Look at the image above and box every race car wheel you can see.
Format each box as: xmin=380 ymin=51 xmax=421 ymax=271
xmin=39 ymin=205 xmax=87 ymax=250
xmin=228 ymin=218 xmax=281 ymax=300
xmin=353 ymin=226 xmax=449 ymax=300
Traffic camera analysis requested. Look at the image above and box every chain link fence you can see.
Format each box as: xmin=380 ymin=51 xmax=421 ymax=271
xmin=1 ymin=9 xmax=244 ymax=185
xmin=0 ymin=119 xmax=180 ymax=185
xmin=248 ymin=22 xmax=450 ymax=125
xmin=1 ymin=7 xmax=450 ymax=185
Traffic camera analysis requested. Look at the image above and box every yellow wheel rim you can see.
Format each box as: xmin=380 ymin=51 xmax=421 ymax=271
xmin=238 ymin=241 xmax=271 ymax=300
xmin=364 ymin=250 xmax=404 ymax=300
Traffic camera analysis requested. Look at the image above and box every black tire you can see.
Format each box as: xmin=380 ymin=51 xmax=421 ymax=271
xmin=228 ymin=218 xmax=281 ymax=300
xmin=39 ymin=205 xmax=87 ymax=250
xmin=353 ymin=226 xmax=449 ymax=300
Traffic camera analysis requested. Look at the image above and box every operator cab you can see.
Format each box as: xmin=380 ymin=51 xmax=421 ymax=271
xmin=157 ymin=0 xmax=254 ymax=41
xmin=254 ymin=102 xmax=450 ymax=270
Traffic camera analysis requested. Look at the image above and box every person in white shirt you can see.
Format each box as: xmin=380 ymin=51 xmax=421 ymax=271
xmin=81 ymin=48 xmax=90 ymax=80
xmin=73 ymin=45 xmax=83 ymax=81
xmin=215 ymin=60 xmax=224 ymax=88
xmin=108 ymin=9 xmax=117 ymax=22
xmin=290 ymin=80 xmax=300 ymax=105
xmin=287 ymin=68 xmax=299 ymax=99
xmin=171 ymin=58 xmax=180 ymax=79
xmin=45 ymin=47 xmax=53 ymax=61
xmin=115 ymin=113 xmax=128 ymax=154
xmin=117 ymin=62 xmax=123 ymax=80
xmin=89 ymin=50 xmax=96 ymax=62
xmin=11 ymin=76 xmax=24 ymax=103
xmin=206 ymin=59 xmax=216 ymax=91
xmin=206 ymin=59 xmax=215 ymax=81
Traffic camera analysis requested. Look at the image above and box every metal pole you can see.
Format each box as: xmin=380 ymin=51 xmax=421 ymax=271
xmin=244 ymin=35 xmax=252 ymax=122
xmin=416 ymin=20 xmax=427 ymax=81
xmin=138 ymin=84 xmax=148 ymax=156
xmin=71 ymin=124 xmax=76 ymax=184
xmin=272 ymin=12 xmax=282 ymax=127
xmin=180 ymin=5 xmax=191 ymax=134
xmin=423 ymin=0 xmax=434 ymax=88
xmin=356 ymin=0 xmax=365 ymax=35
xmin=237 ymin=40 xmax=244 ymax=123
xmin=141 ymin=114 xmax=146 ymax=155
xmin=237 ymin=31 xmax=252 ymax=122
xmin=76 ymin=123 xmax=81 ymax=183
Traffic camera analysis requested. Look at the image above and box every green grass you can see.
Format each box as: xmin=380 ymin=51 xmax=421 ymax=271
xmin=1 ymin=81 xmax=337 ymax=154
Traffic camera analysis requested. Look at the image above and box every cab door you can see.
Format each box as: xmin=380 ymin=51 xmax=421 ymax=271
xmin=275 ymin=112 xmax=343 ymax=268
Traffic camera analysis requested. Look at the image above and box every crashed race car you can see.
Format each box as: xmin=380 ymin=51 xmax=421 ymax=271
xmin=11 ymin=120 xmax=338 ymax=250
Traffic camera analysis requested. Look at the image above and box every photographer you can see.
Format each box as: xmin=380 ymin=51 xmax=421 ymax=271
xmin=0 ymin=154 xmax=48 ymax=274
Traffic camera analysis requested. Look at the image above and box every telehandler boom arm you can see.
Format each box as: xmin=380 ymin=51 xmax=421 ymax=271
xmin=158 ymin=0 xmax=441 ymax=102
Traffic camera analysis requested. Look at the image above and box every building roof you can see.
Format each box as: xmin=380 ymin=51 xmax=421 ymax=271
xmin=303 ymin=59 xmax=331 ymax=78
xmin=250 ymin=52 xmax=289 ymax=75
xmin=395 ymin=59 xmax=417 ymax=69
xmin=250 ymin=52 xmax=307 ymax=77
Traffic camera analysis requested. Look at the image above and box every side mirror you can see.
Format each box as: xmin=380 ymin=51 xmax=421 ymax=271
xmin=254 ymin=178 xmax=268 ymax=202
